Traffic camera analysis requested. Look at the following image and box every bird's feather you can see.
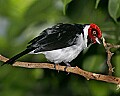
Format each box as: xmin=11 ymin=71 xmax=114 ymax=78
xmin=27 ymin=23 xmax=84 ymax=52
xmin=3 ymin=48 xmax=34 ymax=65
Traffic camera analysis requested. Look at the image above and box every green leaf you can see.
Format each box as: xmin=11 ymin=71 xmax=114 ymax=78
xmin=108 ymin=0 xmax=120 ymax=22
xmin=95 ymin=0 xmax=101 ymax=9
xmin=62 ymin=0 xmax=72 ymax=15
xmin=117 ymin=1 xmax=120 ymax=18
xmin=65 ymin=0 xmax=109 ymax=24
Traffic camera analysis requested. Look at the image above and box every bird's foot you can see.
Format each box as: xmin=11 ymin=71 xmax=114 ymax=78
xmin=54 ymin=63 xmax=60 ymax=73
xmin=64 ymin=62 xmax=71 ymax=74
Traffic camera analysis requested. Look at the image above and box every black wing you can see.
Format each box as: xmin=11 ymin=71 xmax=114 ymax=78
xmin=27 ymin=23 xmax=84 ymax=52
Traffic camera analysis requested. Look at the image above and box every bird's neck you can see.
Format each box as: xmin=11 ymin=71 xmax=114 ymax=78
xmin=83 ymin=25 xmax=90 ymax=47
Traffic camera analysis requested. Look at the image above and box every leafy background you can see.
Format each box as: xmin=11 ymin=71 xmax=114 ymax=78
xmin=0 ymin=0 xmax=120 ymax=96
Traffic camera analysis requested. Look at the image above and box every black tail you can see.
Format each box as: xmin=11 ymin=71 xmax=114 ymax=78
xmin=3 ymin=48 xmax=33 ymax=65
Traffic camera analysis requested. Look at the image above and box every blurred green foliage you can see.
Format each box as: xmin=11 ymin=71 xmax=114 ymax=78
xmin=0 ymin=0 xmax=120 ymax=96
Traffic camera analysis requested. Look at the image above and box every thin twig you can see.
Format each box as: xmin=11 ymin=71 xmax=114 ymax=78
xmin=102 ymin=38 xmax=120 ymax=75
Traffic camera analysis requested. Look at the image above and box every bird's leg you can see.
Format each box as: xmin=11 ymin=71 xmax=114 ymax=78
xmin=64 ymin=62 xmax=71 ymax=73
xmin=54 ymin=63 xmax=60 ymax=73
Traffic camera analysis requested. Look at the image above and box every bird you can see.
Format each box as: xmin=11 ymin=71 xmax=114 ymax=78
xmin=3 ymin=23 xmax=102 ymax=68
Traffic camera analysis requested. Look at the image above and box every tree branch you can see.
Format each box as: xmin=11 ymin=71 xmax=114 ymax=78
xmin=0 ymin=38 xmax=120 ymax=88
xmin=0 ymin=54 xmax=119 ymax=86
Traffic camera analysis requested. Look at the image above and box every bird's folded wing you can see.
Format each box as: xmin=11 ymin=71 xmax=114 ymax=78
xmin=27 ymin=23 xmax=83 ymax=52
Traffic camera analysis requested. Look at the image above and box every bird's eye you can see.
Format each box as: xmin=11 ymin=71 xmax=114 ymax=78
xmin=92 ymin=30 xmax=97 ymax=36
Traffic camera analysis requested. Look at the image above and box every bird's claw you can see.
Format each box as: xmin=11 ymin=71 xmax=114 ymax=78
xmin=54 ymin=63 xmax=59 ymax=73
xmin=64 ymin=62 xmax=71 ymax=75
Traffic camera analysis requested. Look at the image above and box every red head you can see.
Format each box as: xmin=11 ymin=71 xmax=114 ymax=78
xmin=88 ymin=23 xmax=102 ymax=44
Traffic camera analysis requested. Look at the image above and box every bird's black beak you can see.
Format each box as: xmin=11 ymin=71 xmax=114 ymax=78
xmin=95 ymin=37 xmax=102 ymax=44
